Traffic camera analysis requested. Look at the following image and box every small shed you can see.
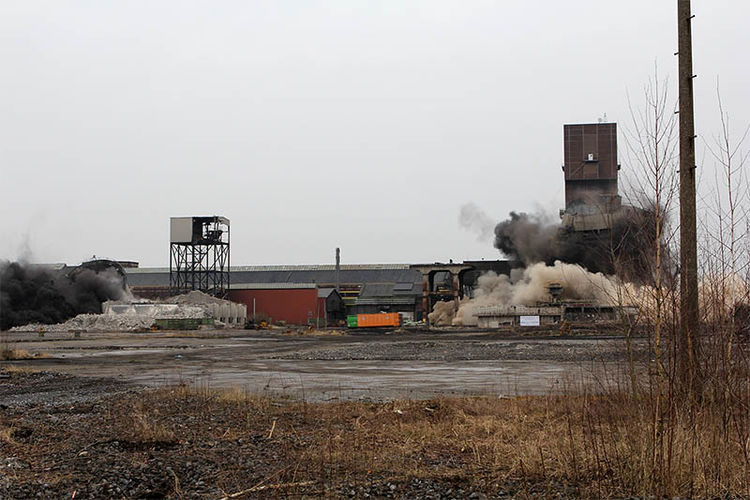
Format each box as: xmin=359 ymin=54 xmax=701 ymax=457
xmin=317 ymin=288 xmax=346 ymax=326
xmin=352 ymin=282 xmax=419 ymax=321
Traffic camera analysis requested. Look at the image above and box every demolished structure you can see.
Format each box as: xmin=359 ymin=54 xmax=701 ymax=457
xmin=10 ymin=290 xmax=247 ymax=333
xmin=438 ymin=122 xmax=642 ymax=327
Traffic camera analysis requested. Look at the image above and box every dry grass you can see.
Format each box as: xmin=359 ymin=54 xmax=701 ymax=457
xmin=0 ymin=348 xmax=52 ymax=360
xmin=0 ymin=365 xmax=40 ymax=374
xmin=3 ymin=367 xmax=746 ymax=497
xmin=1 ymin=348 xmax=32 ymax=360
xmin=0 ymin=425 xmax=16 ymax=446
xmin=120 ymin=403 xmax=177 ymax=445
xmin=305 ymin=396 xmax=748 ymax=497
xmin=165 ymin=382 xmax=749 ymax=498
xmin=302 ymin=328 xmax=347 ymax=336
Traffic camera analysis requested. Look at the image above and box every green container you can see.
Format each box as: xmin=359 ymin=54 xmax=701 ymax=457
xmin=346 ymin=315 xmax=358 ymax=328
xmin=154 ymin=318 xmax=214 ymax=330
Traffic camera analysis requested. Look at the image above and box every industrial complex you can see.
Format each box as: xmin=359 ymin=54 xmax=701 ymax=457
xmin=2 ymin=122 xmax=635 ymax=332
xmin=111 ymin=121 xmax=634 ymax=328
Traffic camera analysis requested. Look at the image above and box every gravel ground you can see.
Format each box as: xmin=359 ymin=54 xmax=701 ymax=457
xmin=0 ymin=370 xmax=137 ymax=408
xmin=272 ymin=338 xmax=648 ymax=362
xmin=0 ymin=371 xmax=578 ymax=499
xmin=1 ymin=329 xmax=646 ymax=401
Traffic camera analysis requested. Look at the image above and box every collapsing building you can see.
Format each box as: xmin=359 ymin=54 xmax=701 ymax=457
xmin=559 ymin=122 xmax=656 ymax=282
xmin=441 ymin=122 xmax=644 ymax=328
xmin=475 ymin=303 xmax=637 ymax=328
xmin=561 ymin=122 xmax=621 ymax=226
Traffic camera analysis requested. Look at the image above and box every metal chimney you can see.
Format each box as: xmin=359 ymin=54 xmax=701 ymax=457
xmin=335 ymin=248 xmax=340 ymax=291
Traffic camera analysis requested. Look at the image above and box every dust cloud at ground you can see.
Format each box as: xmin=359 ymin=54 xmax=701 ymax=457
xmin=450 ymin=261 xmax=629 ymax=327
xmin=427 ymin=300 xmax=457 ymax=327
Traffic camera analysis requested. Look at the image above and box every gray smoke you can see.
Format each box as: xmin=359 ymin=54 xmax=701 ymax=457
xmin=459 ymin=203 xmax=664 ymax=283
xmin=493 ymin=211 xmax=559 ymax=264
xmin=458 ymin=203 xmax=497 ymax=242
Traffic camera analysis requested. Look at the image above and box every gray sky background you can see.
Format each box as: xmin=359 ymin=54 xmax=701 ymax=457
xmin=1 ymin=1 xmax=748 ymax=267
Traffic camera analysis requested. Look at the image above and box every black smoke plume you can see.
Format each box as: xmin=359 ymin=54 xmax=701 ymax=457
xmin=0 ymin=261 xmax=127 ymax=330
xmin=493 ymin=212 xmax=559 ymax=264
xmin=493 ymin=208 xmax=667 ymax=283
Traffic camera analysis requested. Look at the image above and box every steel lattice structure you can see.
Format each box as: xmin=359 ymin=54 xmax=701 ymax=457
xmin=169 ymin=216 xmax=230 ymax=297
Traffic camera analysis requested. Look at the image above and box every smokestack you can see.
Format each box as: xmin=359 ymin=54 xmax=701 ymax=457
xmin=335 ymin=248 xmax=341 ymax=291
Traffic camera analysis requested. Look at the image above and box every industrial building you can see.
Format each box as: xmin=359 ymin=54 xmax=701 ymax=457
xmin=125 ymin=260 xmax=519 ymax=326
xmin=128 ymin=263 xmax=423 ymax=325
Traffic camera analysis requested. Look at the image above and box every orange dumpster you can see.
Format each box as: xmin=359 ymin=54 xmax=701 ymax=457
xmin=355 ymin=313 xmax=401 ymax=328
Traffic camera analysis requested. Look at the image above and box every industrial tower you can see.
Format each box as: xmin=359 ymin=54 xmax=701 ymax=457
xmin=169 ymin=216 xmax=230 ymax=297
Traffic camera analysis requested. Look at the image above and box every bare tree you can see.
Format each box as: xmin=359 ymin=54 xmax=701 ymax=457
xmin=623 ymin=67 xmax=679 ymax=380
xmin=620 ymin=66 xmax=681 ymax=494
xmin=703 ymin=83 xmax=750 ymax=343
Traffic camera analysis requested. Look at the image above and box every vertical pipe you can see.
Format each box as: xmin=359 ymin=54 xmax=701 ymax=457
xmin=335 ymin=247 xmax=341 ymax=292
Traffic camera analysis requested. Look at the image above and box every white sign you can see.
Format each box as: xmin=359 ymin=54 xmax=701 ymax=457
xmin=519 ymin=315 xmax=540 ymax=326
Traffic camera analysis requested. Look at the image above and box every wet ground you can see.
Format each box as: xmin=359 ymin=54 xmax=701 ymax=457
xmin=0 ymin=329 xmax=647 ymax=498
xmin=1 ymin=328 xmax=643 ymax=402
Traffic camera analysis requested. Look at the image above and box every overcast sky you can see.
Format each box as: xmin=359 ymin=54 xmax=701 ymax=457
xmin=1 ymin=1 xmax=748 ymax=267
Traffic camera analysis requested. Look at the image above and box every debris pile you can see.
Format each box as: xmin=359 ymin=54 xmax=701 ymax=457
xmin=10 ymin=290 xmax=247 ymax=332
xmin=428 ymin=301 xmax=457 ymax=327
xmin=11 ymin=314 xmax=155 ymax=333
xmin=162 ymin=291 xmax=247 ymax=326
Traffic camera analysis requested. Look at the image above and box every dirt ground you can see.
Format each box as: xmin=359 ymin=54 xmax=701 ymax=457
xmin=1 ymin=328 xmax=644 ymax=401
xmin=0 ymin=328 xmax=647 ymax=498
xmin=2 ymin=370 xmax=584 ymax=499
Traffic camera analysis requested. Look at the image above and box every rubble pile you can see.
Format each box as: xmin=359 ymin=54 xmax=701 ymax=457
xmin=163 ymin=291 xmax=247 ymax=326
xmin=10 ymin=314 xmax=154 ymax=333
xmin=101 ymin=302 xmax=210 ymax=319
xmin=164 ymin=290 xmax=226 ymax=306
xmin=9 ymin=290 xmax=247 ymax=332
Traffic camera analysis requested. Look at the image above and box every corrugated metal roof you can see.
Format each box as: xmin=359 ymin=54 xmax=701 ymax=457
xmin=359 ymin=282 xmax=418 ymax=298
xmin=126 ymin=271 xmax=170 ymax=286
xmin=126 ymin=264 xmax=410 ymax=274
xmin=317 ymin=287 xmax=336 ymax=298
xmin=356 ymin=297 xmax=417 ymax=305
xmin=232 ymin=264 xmax=411 ymax=271
xmin=125 ymin=266 xmax=423 ymax=289
xmin=359 ymin=283 xmax=394 ymax=297
xmin=393 ymin=282 xmax=414 ymax=291
xmin=126 ymin=267 xmax=170 ymax=274
xmin=229 ymin=283 xmax=316 ymax=290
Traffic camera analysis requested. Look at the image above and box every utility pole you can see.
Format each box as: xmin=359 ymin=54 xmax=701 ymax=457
xmin=677 ymin=0 xmax=700 ymax=395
